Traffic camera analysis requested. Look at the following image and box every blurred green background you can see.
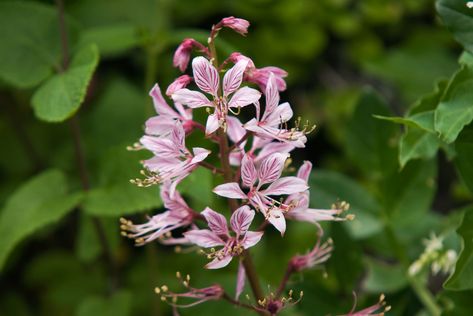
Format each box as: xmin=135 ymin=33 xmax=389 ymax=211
xmin=1 ymin=0 xmax=473 ymax=315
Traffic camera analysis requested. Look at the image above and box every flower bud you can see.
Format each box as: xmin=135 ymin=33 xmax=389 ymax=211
xmin=220 ymin=17 xmax=250 ymax=35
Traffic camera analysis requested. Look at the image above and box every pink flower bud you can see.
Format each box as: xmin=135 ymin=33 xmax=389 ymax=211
xmin=173 ymin=39 xmax=209 ymax=72
xmin=220 ymin=17 xmax=250 ymax=35
xmin=166 ymin=75 xmax=193 ymax=96
xmin=173 ymin=39 xmax=195 ymax=72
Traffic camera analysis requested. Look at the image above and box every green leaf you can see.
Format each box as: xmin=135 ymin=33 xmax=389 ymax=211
xmin=76 ymin=291 xmax=132 ymax=316
xmin=381 ymin=160 xmax=436 ymax=225
xmin=0 ymin=2 xmax=65 ymax=88
xmin=398 ymin=80 xmax=448 ymax=167
xmin=75 ymin=214 xmax=101 ymax=263
xmin=345 ymin=88 xmax=398 ymax=176
xmin=455 ymin=124 xmax=473 ymax=194
xmin=309 ymin=170 xmax=382 ymax=239
xmin=444 ymin=207 xmax=473 ymax=290
xmin=0 ymin=170 xmax=82 ymax=270
xmin=83 ymin=146 xmax=162 ymax=216
xmin=363 ymin=258 xmax=408 ymax=293
xmin=78 ymin=24 xmax=140 ymax=57
xmin=375 ymin=112 xmax=435 ymax=133
xmin=436 ymin=0 xmax=473 ymax=53
xmin=435 ymin=66 xmax=473 ymax=143
xmin=399 ymin=127 xmax=442 ymax=168
xmin=32 ymin=44 xmax=99 ymax=122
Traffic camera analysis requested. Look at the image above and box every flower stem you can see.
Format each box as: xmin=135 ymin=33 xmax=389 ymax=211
xmin=276 ymin=265 xmax=294 ymax=298
xmin=210 ymin=33 xmax=264 ymax=312
xmin=55 ymin=0 xmax=118 ymax=292
xmin=384 ymin=224 xmax=441 ymax=315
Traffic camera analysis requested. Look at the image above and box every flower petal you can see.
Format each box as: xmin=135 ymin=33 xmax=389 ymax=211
xmin=241 ymin=231 xmax=264 ymax=248
xmin=264 ymin=102 xmax=293 ymax=126
xmin=297 ymin=161 xmax=312 ymax=183
xmin=201 ymin=207 xmax=229 ymax=236
xmin=228 ymin=87 xmax=261 ymax=108
xmin=223 ymin=59 xmax=248 ymax=96
xmin=149 ymin=83 xmax=176 ymax=117
xmin=213 ymin=183 xmax=247 ymax=199
xmin=241 ymin=154 xmax=257 ymax=187
xmin=190 ymin=147 xmax=211 ymax=163
xmin=184 ymin=229 xmax=225 ymax=248
xmin=205 ymin=254 xmax=233 ymax=269
xmin=192 ymin=56 xmax=219 ymax=96
xmin=235 ymin=261 xmax=246 ymax=300
xmin=263 ymin=72 xmax=279 ymax=117
xmin=262 ymin=176 xmax=308 ymax=196
xmin=230 ymin=205 xmax=255 ymax=236
xmin=227 ymin=116 xmax=246 ymax=144
xmin=258 ymin=153 xmax=288 ymax=185
xmin=172 ymin=89 xmax=212 ymax=108
xmin=255 ymin=142 xmax=295 ymax=164
xmin=205 ymin=112 xmax=220 ymax=135
xmin=266 ymin=209 xmax=286 ymax=236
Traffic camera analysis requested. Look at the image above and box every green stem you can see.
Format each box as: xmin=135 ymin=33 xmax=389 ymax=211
xmin=408 ymin=275 xmax=441 ymax=316
xmin=384 ymin=224 xmax=441 ymax=315
xmin=55 ymin=0 xmax=118 ymax=292
xmin=209 ymin=36 xmax=264 ymax=310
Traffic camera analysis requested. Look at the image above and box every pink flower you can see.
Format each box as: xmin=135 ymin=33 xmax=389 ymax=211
xmin=172 ymin=56 xmax=261 ymax=135
xmin=213 ymin=153 xmax=308 ymax=235
xmin=220 ymin=17 xmax=250 ymax=36
xmin=156 ymin=282 xmax=224 ymax=308
xmin=132 ymin=122 xmax=210 ymax=195
xmin=244 ymin=73 xmax=307 ymax=148
xmin=184 ymin=206 xmax=263 ymax=269
xmin=285 ymin=161 xmax=352 ymax=224
xmin=289 ymin=234 xmax=333 ymax=272
xmin=120 ymin=182 xmax=195 ymax=245
xmin=173 ymin=39 xmax=208 ymax=72
xmin=146 ymin=83 xmax=194 ymax=135
xmin=166 ymin=75 xmax=193 ymax=96
xmin=341 ymin=294 xmax=391 ymax=316
xmin=229 ymin=52 xmax=288 ymax=91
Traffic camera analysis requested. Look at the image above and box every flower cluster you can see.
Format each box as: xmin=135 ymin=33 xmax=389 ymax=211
xmin=122 ymin=16 xmax=384 ymax=315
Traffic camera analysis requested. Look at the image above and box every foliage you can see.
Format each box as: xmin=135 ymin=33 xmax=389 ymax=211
xmin=1 ymin=0 xmax=473 ymax=315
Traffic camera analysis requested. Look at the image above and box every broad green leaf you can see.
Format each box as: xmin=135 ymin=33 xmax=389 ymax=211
xmin=345 ymin=88 xmax=398 ymax=176
xmin=399 ymin=127 xmax=442 ymax=168
xmin=79 ymin=24 xmax=140 ymax=57
xmin=0 ymin=2 xmax=64 ymax=88
xmin=375 ymin=112 xmax=435 ymax=133
xmin=32 ymin=44 xmax=99 ymax=122
xmin=83 ymin=146 xmax=162 ymax=216
xmin=0 ymin=170 xmax=82 ymax=270
xmin=75 ymin=215 xmax=101 ymax=263
xmin=377 ymin=80 xmax=448 ymax=167
xmin=436 ymin=0 xmax=473 ymax=53
xmin=444 ymin=207 xmax=473 ymax=290
xmin=455 ymin=124 xmax=473 ymax=194
xmin=381 ymin=160 xmax=436 ymax=224
xmin=363 ymin=258 xmax=408 ymax=293
xmin=76 ymin=291 xmax=132 ymax=316
xmin=438 ymin=290 xmax=473 ymax=315
xmin=435 ymin=66 xmax=473 ymax=143
xmin=459 ymin=51 xmax=473 ymax=67
xmin=309 ymin=170 xmax=382 ymax=239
